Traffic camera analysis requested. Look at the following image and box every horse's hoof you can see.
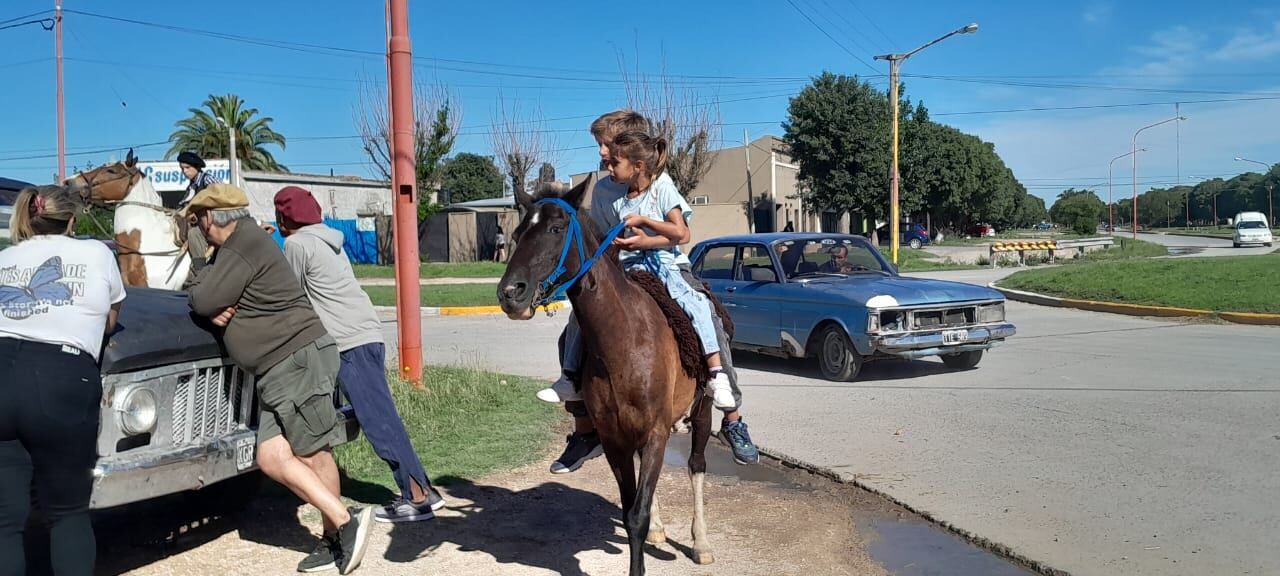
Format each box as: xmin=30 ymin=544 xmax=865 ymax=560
xmin=692 ymin=550 xmax=715 ymax=565
xmin=646 ymin=530 xmax=667 ymax=545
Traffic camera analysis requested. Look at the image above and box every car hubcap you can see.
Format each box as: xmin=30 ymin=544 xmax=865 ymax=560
xmin=823 ymin=332 xmax=846 ymax=374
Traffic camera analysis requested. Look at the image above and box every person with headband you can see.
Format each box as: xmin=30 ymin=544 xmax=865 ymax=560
xmin=0 ymin=184 xmax=125 ymax=575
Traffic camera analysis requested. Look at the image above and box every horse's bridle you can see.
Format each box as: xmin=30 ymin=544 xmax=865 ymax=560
xmin=531 ymin=197 xmax=627 ymax=310
xmin=78 ymin=165 xmax=174 ymax=215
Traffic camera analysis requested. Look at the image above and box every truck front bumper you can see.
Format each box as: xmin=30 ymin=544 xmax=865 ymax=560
xmin=90 ymin=407 xmax=359 ymax=509
xmin=871 ymin=323 xmax=1016 ymax=359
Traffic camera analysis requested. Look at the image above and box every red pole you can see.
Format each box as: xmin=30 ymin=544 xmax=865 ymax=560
xmin=387 ymin=0 xmax=422 ymax=385
xmin=55 ymin=2 xmax=65 ymax=181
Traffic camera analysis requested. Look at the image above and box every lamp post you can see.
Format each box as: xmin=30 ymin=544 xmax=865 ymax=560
xmin=1131 ymin=115 xmax=1185 ymax=239
xmin=1108 ymin=148 xmax=1144 ymax=235
xmin=1235 ymin=157 xmax=1274 ymax=227
xmin=875 ymin=22 xmax=978 ymax=264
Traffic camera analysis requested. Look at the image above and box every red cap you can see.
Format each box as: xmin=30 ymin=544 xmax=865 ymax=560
xmin=273 ymin=186 xmax=323 ymax=225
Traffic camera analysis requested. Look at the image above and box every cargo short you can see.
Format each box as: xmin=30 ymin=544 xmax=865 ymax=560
xmin=255 ymin=334 xmax=341 ymax=456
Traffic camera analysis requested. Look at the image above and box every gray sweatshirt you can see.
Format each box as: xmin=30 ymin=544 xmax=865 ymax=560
xmin=282 ymin=224 xmax=384 ymax=352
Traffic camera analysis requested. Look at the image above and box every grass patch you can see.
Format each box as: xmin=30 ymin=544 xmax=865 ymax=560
xmin=363 ymin=283 xmax=497 ymax=307
xmin=1074 ymin=237 xmax=1167 ymax=261
xmin=335 ymin=366 xmax=560 ymax=495
xmin=999 ymin=253 xmax=1280 ymax=313
xmin=353 ymin=262 xmax=506 ymax=279
xmin=881 ymin=247 xmax=980 ymax=271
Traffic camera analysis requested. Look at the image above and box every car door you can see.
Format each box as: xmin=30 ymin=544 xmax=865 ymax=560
xmin=692 ymin=242 xmax=740 ymax=301
xmin=724 ymin=244 xmax=784 ymax=348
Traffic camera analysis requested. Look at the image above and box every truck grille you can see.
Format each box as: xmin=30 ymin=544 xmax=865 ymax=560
xmin=172 ymin=365 xmax=251 ymax=446
xmin=912 ymin=306 xmax=976 ymax=329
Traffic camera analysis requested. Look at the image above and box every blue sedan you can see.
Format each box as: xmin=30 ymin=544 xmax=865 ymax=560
xmin=689 ymin=233 xmax=1016 ymax=381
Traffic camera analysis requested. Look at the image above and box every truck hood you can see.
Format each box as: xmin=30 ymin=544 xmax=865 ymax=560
xmin=798 ymin=274 xmax=1002 ymax=307
xmin=101 ymin=287 xmax=227 ymax=374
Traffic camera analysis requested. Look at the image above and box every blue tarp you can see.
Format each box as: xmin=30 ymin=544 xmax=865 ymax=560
xmin=268 ymin=219 xmax=379 ymax=264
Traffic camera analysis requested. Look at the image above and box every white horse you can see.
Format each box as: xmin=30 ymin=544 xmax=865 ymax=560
xmin=69 ymin=150 xmax=192 ymax=291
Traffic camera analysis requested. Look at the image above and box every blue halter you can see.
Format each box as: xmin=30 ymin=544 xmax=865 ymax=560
xmin=532 ymin=197 xmax=628 ymax=310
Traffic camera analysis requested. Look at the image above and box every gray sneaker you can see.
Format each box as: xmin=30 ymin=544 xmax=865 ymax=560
xmin=374 ymin=497 xmax=437 ymax=523
xmin=297 ymin=534 xmax=338 ymax=573
xmin=336 ymin=507 xmax=373 ymax=574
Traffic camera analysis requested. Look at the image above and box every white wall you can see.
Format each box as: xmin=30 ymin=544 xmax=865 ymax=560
xmin=241 ymin=171 xmax=392 ymax=222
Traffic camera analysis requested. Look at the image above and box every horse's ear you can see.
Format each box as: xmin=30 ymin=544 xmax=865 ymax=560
xmin=125 ymin=148 xmax=137 ymax=167
xmin=515 ymin=186 xmax=535 ymax=213
xmin=562 ymin=175 xmax=591 ymax=210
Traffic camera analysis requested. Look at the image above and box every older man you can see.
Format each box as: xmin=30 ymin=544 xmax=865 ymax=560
xmin=183 ymin=183 xmax=372 ymax=575
xmin=272 ymin=185 xmax=445 ymax=523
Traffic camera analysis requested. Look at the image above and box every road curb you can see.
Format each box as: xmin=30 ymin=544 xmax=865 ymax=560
xmin=989 ymin=283 xmax=1280 ymax=326
xmin=374 ymin=301 xmax=570 ymax=318
xmin=755 ymin=446 xmax=1072 ymax=576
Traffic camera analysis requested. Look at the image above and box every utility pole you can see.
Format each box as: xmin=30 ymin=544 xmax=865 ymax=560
xmin=744 ymin=129 xmax=754 ymax=233
xmin=227 ymin=121 xmax=238 ymax=186
xmin=387 ymin=0 xmax=422 ymax=385
xmin=55 ymin=1 xmax=66 ymax=181
xmin=875 ymin=23 xmax=978 ymax=264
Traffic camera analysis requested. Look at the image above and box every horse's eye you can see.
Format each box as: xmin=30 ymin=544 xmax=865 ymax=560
xmin=549 ymin=225 xmax=565 ymax=234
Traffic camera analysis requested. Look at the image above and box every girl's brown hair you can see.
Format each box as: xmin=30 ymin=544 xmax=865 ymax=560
xmin=9 ymin=185 xmax=85 ymax=243
xmin=610 ymin=130 xmax=669 ymax=179
xmin=589 ymin=109 xmax=650 ymax=143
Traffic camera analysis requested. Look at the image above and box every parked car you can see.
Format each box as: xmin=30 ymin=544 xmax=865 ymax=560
xmin=966 ymin=223 xmax=997 ymax=238
xmin=875 ymin=222 xmax=931 ymax=249
xmin=1034 ymin=222 xmax=1053 ymax=230
xmin=1232 ymin=211 xmax=1273 ymax=247
xmin=690 ymin=233 xmax=1016 ymax=382
xmin=90 ymin=286 xmax=360 ymax=509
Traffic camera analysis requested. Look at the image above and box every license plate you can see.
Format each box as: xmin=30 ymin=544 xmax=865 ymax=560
xmin=942 ymin=329 xmax=968 ymax=345
xmin=235 ymin=437 xmax=256 ymax=471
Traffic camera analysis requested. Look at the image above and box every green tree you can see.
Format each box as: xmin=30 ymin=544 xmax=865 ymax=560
xmin=167 ymin=94 xmax=287 ymax=171
xmin=439 ymin=153 xmax=503 ymax=204
xmin=1050 ymin=189 xmax=1105 ymax=235
xmin=783 ymin=72 xmax=893 ymax=225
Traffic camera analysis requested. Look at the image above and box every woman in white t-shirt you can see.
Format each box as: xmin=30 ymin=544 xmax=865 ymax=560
xmin=0 ymin=184 xmax=124 ymax=576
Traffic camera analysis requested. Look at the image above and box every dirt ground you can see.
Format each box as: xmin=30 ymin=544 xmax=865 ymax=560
xmin=87 ymin=440 xmax=893 ymax=576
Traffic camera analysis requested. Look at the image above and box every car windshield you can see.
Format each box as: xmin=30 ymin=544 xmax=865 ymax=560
xmin=1237 ymin=221 xmax=1266 ymax=229
xmin=774 ymin=237 xmax=889 ymax=279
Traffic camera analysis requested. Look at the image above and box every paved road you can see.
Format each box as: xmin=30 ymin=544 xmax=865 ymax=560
xmin=1124 ymin=230 xmax=1273 ymax=257
xmin=385 ymin=264 xmax=1279 ymax=576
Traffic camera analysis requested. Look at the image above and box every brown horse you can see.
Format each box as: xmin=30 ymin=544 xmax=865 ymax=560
xmin=68 ymin=150 xmax=191 ymax=290
xmin=497 ymin=179 xmax=714 ymax=576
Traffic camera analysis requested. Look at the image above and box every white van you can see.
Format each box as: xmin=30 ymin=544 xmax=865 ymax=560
xmin=1232 ymin=211 xmax=1273 ymax=247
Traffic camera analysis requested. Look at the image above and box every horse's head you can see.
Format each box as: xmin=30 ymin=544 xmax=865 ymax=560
xmin=497 ymin=176 xmax=592 ymax=320
xmin=67 ymin=148 xmax=143 ymax=204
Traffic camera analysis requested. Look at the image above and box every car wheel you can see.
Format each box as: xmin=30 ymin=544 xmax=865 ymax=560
xmin=816 ymin=325 xmax=861 ymax=382
xmin=1233 ymin=242 xmax=1241 ymax=248
xmin=940 ymin=350 xmax=983 ymax=370
xmin=909 ymin=238 xmax=923 ymax=249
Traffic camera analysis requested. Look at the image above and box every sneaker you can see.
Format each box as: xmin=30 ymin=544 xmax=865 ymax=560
xmin=719 ymin=419 xmax=760 ymax=465
xmin=549 ymin=432 xmax=603 ymax=474
xmin=709 ymin=371 xmax=735 ymax=409
xmin=374 ymin=498 xmax=436 ymax=524
xmin=536 ymin=375 xmax=581 ymax=403
xmin=297 ymin=534 xmax=338 ymax=573
xmin=424 ymin=486 xmax=447 ymax=511
xmin=335 ymin=507 xmax=373 ymax=574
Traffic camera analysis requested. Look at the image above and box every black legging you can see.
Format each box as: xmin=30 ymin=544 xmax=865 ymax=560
xmin=0 ymin=338 xmax=101 ymax=576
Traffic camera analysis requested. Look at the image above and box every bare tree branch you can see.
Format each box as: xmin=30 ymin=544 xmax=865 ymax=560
xmin=353 ymin=74 xmax=462 ymax=201
xmin=490 ymin=92 xmax=559 ymax=197
xmin=620 ymin=61 xmax=722 ymax=196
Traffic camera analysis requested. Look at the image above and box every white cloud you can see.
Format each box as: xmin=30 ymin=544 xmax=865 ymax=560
xmin=1100 ymin=25 xmax=1205 ymax=85
xmin=1210 ymin=21 xmax=1280 ymax=61
xmin=1083 ymin=2 xmax=1112 ymax=25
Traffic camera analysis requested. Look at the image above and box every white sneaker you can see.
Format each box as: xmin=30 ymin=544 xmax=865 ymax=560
xmin=536 ymin=375 xmax=581 ymax=403
xmin=709 ymin=372 xmax=735 ymax=409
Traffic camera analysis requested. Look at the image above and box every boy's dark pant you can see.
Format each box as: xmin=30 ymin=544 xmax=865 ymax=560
xmin=338 ymin=343 xmax=432 ymax=500
xmin=0 ymin=339 xmax=101 ymax=576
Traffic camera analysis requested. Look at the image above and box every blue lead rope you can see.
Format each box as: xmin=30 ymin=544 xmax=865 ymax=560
xmin=532 ymin=197 xmax=628 ymax=310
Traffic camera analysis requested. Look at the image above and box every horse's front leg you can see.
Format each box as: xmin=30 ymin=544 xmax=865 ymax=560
xmin=687 ymin=396 xmax=715 ymax=565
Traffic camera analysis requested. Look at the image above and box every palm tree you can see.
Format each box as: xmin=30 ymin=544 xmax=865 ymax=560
xmin=166 ymin=94 xmax=288 ymax=172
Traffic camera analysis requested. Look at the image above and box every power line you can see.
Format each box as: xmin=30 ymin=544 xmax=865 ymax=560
xmin=907 ymin=74 xmax=1280 ymax=98
xmin=0 ymin=17 xmax=54 ymax=32
xmin=0 ymin=141 xmax=169 ymax=163
xmin=809 ymin=0 xmax=884 ymax=56
xmin=0 ymin=9 xmax=52 ymax=26
xmin=932 ymin=95 xmax=1280 ymax=116
xmin=841 ymin=0 xmax=895 ymax=48
xmin=783 ymin=0 xmax=878 ymax=73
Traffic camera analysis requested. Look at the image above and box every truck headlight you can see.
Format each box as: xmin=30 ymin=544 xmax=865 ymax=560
xmin=117 ymin=387 xmax=158 ymax=436
xmin=979 ymin=303 xmax=1005 ymax=323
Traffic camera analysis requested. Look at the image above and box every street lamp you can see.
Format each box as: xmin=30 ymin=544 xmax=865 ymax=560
xmin=1131 ymin=115 xmax=1185 ymax=239
xmin=875 ymin=22 xmax=978 ymax=264
xmin=1109 ymin=149 xmax=1145 ymax=235
xmin=1235 ymin=156 xmax=1274 ymax=227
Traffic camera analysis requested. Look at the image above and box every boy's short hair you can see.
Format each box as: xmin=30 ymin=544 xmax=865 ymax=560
xmin=590 ymin=109 xmax=651 ymax=142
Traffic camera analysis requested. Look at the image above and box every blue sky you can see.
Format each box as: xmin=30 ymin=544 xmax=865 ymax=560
xmin=2 ymin=0 xmax=1279 ymax=204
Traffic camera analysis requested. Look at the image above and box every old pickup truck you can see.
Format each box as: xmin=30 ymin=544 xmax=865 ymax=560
xmin=91 ymin=286 xmax=359 ymax=509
